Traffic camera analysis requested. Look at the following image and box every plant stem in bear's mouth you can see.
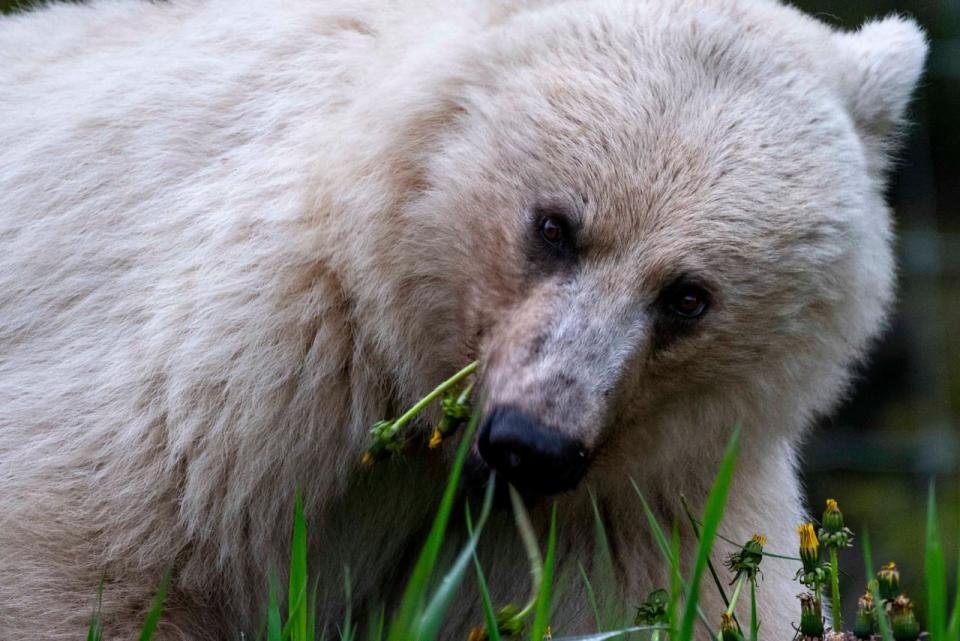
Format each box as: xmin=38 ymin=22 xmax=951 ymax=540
xmin=363 ymin=361 xmax=478 ymax=463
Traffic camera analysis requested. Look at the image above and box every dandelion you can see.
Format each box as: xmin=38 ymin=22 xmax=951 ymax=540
xmin=853 ymin=590 xmax=875 ymax=640
xmin=795 ymin=522 xmax=829 ymax=614
xmin=822 ymin=499 xmax=844 ymax=533
xmin=817 ymin=498 xmax=853 ymax=549
xmin=797 ymin=523 xmax=820 ymax=574
xmin=635 ymin=588 xmax=669 ymax=626
xmin=495 ymin=604 xmax=525 ymax=637
xmin=889 ymin=594 xmax=920 ymax=641
xmin=720 ymin=612 xmax=745 ymax=641
xmin=877 ymin=562 xmax=900 ymax=601
xmin=361 ymin=420 xmax=401 ymax=464
xmin=720 ymin=535 xmax=765 ymax=641
xmin=362 ymin=361 xmax=478 ymax=463
xmin=817 ymin=499 xmax=852 ymax=632
xmin=724 ymin=533 xmax=766 ymax=582
xmin=798 ymin=591 xmax=824 ymax=639
xmin=636 ymin=589 xmax=669 ymax=641
xmin=466 ymin=603 xmax=525 ymax=641
xmin=429 ymin=384 xmax=473 ymax=449
xmin=467 ymin=627 xmax=486 ymax=641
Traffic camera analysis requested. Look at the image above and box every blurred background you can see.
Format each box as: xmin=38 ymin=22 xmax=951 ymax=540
xmin=2 ymin=0 xmax=957 ymax=628
xmin=791 ymin=0 xmax=960 ymax=623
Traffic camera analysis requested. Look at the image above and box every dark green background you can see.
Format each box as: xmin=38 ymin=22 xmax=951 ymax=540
xmin=3 ymin=0 xmax=958 ymax=628
xmin=790 ymin=0 xmax=960 ymax=625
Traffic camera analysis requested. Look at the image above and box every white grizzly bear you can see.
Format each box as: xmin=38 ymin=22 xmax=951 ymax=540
xmin=0 ymin=0 xmax=926 ymax=639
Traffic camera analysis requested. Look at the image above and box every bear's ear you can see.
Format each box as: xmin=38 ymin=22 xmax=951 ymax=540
xmin=833 ymin=16 xmax=928 ymax=151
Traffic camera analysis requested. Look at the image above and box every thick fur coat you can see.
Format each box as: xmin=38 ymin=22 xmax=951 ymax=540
xmin=0 ymin=0 xmax=926 ymax=639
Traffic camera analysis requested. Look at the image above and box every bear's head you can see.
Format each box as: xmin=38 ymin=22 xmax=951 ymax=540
xmin=392 ymin=1 xmax=927 ymax=496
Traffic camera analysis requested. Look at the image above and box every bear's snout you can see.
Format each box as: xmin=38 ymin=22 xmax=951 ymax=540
xmin=477 ymin=406 xmax=589 ymax=496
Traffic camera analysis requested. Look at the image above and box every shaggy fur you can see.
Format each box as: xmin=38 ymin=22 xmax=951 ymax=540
xmin=0 ymin=0 xmax=926 ymax=639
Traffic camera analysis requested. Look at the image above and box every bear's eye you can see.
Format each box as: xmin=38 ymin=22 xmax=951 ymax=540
xmin=663 ymin=282 xmax=711 ymax=319
xmin=527 ymin=205 xmax=577 ymax=268
xmin=539 ymin=216 xmax=564 ymax=245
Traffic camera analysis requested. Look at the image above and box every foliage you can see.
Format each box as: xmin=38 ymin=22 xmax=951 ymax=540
xmin=83 ymin=370 xmax=958 ymax=641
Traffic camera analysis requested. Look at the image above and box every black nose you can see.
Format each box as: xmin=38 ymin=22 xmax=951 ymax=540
xmin=477 ymin=407 xmax=589 ymax=496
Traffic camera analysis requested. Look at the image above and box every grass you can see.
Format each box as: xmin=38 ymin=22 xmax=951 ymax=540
xmin=87 ymin=413 xmax=957 ymax=641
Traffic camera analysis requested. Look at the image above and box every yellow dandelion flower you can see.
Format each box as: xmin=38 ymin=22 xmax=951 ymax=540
xmin=797 ymin=523 xmax=819 ymax=573
xmin=429 ymin=426 xmax=444 ymax=449
xmin=751 ymin=533 xmax=767 ymax=547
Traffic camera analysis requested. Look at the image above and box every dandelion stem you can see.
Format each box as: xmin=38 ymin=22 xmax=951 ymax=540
xmin=385 ymin=361 xmax=478 ymax=439
xmin=716 ymin=575 xmax=746 ymax=641
xmin=509 ymin=485 xmax=543 ymax=623
xmin=726 ymin=575 xmax=745 ymax=616
xmin=829 ymin=547 xmax=842 ymax=631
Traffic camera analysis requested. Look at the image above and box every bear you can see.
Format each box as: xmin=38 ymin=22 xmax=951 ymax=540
xmin=0 ymin=0 xmax=927 ymax=639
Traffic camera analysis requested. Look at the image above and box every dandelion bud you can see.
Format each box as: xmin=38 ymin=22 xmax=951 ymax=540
xmin=889 ymin=595 xmax=920 ymax=641
xmin=467 ymin=628 xmax=487 ymax=641
xmin=853 ymin=590 xmax=875 ymax=639
xmin=720 ymin=612 xmax=745 ymax=641
xmin=429 ymin=386 xmax=473 ymax=449
xmin=495 ymin=604 xmax=524 ymax=637
xmin=725 ymin=534 xmax=766 ymax=582
xmin=797 ymin=523 xmax=820 ymax=574
xmin=877 ymin=562 xmax=900 ymax=601
xmin=822 ymin=499 xmax=844 ymax=533
xmin=633 ymin=588 xmax=670 ymax=625
xmin=798 ymin=592 xmax=824 ymax=638
xmin=635 ymin=589 xmax=669 ymax=626
xmin=362 ymin=420 xmax=399 ymax=463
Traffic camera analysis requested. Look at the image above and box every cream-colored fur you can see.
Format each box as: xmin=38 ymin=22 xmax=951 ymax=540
xmin=0 ymin=1 xmax=926 ymax=639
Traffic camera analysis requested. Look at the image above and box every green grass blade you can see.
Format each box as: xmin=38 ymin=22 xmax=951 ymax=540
xmin=288 ymin=491 xmax=308 ymax=641
xmin=632 ymin=482 xmax=672 ymax=561
xmin=926 ymin=482 xmax=947 ymax=641
xmin=681 ymin=495 xmax=737 ymax=622
xmin=679 ymin=425 xmax=740 ymax=641
xmin=529 ymin=503 xmax=558 ymax=641
xmin=589 ymin=490 xmax=622 ymax=628
xmin=670 ymin=519 xmax=681 ymax=638
xmin=949 ymin=498 xmax=960 ymax=641
xmin=307 ymin=573 xmax=321 ymax=641
xmin=951 ymin=474 xmax=960 ymax=640
xmin=467 ymin=502 xmax=502 ymax=641
xmin=138 ymin=567 xmax=172 ymax=641
xmin=749 ymin=579 xmax=758 ymax=641
xmin=511 ymin=484 xmax=545 ymax=622
xmin=632 ymin=480 xmax=715 ymax=637
xmin=267 ymin=574 xmax=283 ymax=641
xmin=578 ymin=562 xmax=602 ymax=632
xmin=341 ymin=567 xmax=355 ymax=641
xmin=416 ymin=477 xmax=496 ymax=641
xmin=367 ymin=606 xmax=386 ymax=641
xmin=86 ymin=578 xmax=104 ymax=641
xmin=862 ymin=531 xmax=894 ymax=641
xmin=385 ymin=408 xmax=480 ymax=641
